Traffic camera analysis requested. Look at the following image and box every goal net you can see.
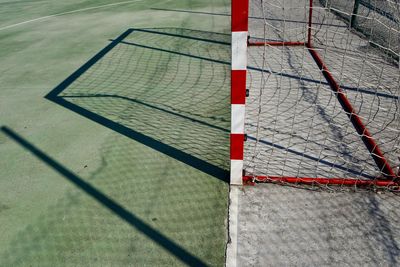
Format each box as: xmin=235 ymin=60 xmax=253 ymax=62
xmin=231 ymin=0 xmax=400 ymax=189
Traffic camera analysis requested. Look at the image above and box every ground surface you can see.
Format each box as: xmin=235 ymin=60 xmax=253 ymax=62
xmin=0 ymin=0 xmax=230 ymax=266
xmin=234 ymin=185 xmax=400 ymax=266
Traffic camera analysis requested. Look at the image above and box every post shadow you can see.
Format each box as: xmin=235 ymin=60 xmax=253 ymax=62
xmin=1 ymin=126 xmax=209 ymax=267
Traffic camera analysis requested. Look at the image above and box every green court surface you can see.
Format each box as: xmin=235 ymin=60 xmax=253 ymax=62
xmin=0 ymin=0 xmax=230 ymax=266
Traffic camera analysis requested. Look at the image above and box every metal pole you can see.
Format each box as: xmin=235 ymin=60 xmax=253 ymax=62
xmin=351 ymin=0 xmax=361 ymax=28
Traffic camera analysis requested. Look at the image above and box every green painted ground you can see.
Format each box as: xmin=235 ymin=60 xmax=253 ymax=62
xmin=0 ymin=0 xmax=230 ymax=266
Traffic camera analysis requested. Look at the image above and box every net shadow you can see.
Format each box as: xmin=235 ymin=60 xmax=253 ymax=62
xmin=45 ymin=28 xmax=231 ymax=183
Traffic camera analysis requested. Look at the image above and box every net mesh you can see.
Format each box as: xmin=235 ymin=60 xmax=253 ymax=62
xmin=245 ymin=0 xmax=400 ymax=189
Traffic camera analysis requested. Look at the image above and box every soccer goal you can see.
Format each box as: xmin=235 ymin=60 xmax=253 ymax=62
xmin=230 ymin=0 xmax=400 ymax=188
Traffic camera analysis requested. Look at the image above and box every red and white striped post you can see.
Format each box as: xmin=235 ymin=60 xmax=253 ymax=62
xmin=230 ymin=0 xmax=249 ymax=185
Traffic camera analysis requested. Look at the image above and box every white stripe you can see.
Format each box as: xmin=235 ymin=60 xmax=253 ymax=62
xmin=231 ymin=104 xmax=245 ymax=134
xmin=0 ymin=0 xmax=143 ymax=31
xmin=231 ymin=31 xmax=248 ymax=70
xmin=226 ymin=186 xmax=240 ymax=267
xmin=230 ymin=160 xmax=243 ymax=185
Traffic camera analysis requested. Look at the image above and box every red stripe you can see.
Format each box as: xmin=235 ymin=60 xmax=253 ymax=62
xmin=231 ymin=70 xmax=246 ymax=104
xmin=232 ymin=0 xmax=249 ymax=32
xmin=230 ymin=133 xmax=244 ymax=159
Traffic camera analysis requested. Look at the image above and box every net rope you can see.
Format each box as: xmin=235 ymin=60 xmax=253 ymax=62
xmin=245 ymin=0 xmax=400 ymax=190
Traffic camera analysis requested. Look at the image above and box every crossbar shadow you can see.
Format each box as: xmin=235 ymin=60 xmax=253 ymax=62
xmin=1 ymin=126 xmax=208 ymax=267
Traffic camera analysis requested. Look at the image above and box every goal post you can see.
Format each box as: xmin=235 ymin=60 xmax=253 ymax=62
xmin=230 ymin=0 xmax=400 ymax=188
xmin=230 ymin=0 xmax=249 ymax=185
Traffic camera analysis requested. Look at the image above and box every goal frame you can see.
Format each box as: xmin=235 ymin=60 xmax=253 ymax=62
xmin=230 ymin=0 xmax=399 ymax=187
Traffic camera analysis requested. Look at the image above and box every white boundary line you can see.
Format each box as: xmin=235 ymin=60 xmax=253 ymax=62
xmin=0 ymin=0 xmax=143 ymax=31
xmin=226 ymin=186 xmax=240 ymax=267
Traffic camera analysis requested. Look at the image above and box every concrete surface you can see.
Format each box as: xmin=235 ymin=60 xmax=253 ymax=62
xmin=235 ymin=184 xmax=400 ymax=266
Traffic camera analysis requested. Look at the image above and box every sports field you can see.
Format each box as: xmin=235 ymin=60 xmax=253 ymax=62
xmin=2 ymin=0 xmax=400 ymax=266
xmin=0 ymin=0 xmax=230 ymax=266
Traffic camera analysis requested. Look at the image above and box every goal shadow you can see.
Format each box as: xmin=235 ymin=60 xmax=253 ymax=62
xmin=45 ymin=28 xmax=232 ymax=183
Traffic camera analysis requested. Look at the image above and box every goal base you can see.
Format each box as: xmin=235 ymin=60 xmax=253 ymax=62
xmin=243 ymin=175 xmax=400 ymax=189
xmin=247 ymin=41 xmax=306 ymax=47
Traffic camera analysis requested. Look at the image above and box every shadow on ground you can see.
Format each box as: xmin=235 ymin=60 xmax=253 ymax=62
xmin=1 ymin=28 xmax=231 ymax=266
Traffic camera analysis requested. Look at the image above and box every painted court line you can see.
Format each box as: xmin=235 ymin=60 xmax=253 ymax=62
xmin=0 ymin=0 xmax=143 ymax=31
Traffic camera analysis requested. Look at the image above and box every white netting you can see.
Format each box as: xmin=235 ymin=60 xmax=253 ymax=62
xmin=245 ymin=0 xmax=400 ymax=188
